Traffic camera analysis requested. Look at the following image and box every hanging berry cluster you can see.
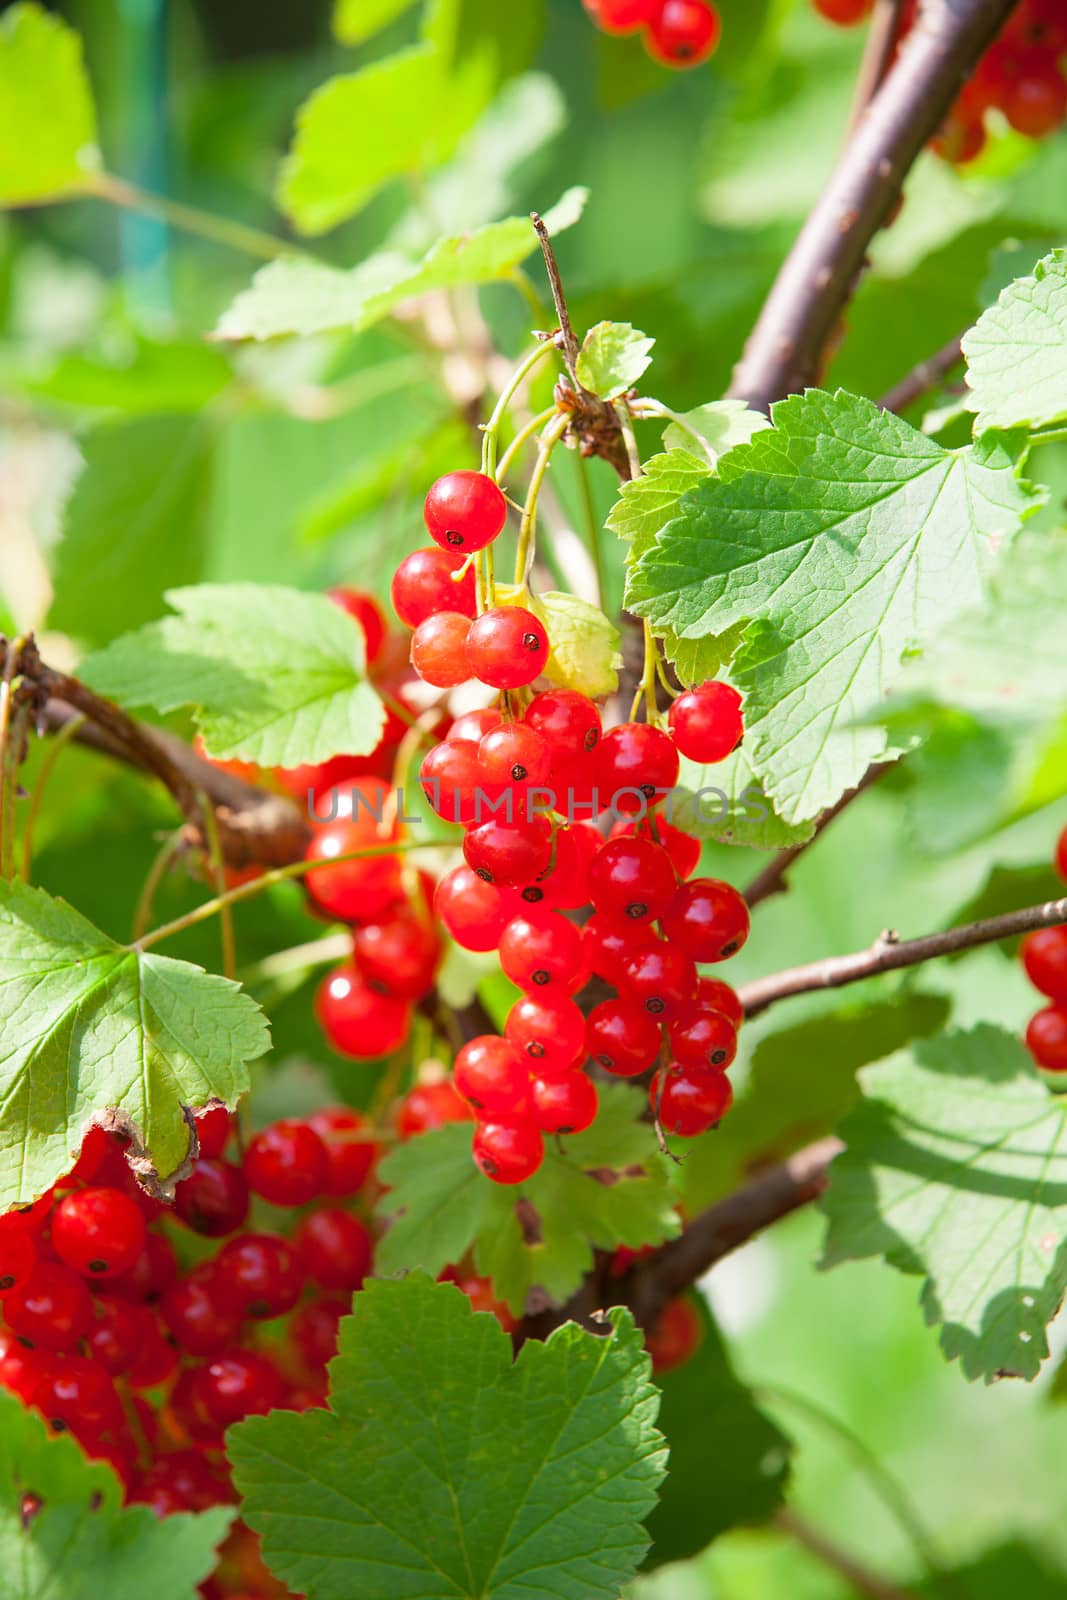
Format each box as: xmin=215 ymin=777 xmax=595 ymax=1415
xmin=369 ymin=443 xmax=752 ymax=1187
xmin=814 ymin=0 xmax=1067 ymax=161
xmin=1021 ymin=824 xmax=1067 ymax=1073
xmin=582 ymin=0 xmax=721 ymax=68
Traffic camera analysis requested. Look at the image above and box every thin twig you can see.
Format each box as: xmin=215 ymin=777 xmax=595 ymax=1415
xmin=729 ymin=0 xmax=1021 ymax=410
xmin=739 ymin=896 xmax=1067 ymax=1020
xmin=744 ymin=764 xmax=885 ymax=910
xmin=878 ymin=333 xmax=965 ymax=415
xmin=775 ymin=1509 xmax=913 ymax=1600
xmin=132 ymin=834 xmax=184 ymax=943
xmin=846 ymin=0 xmax=907 ymax=137
xmin=21 ymin=712 xmax=86 ymax=882
xmin=531 ymin=212 xmax=582 ymax=383
xmin=199 ymin=791 xmax=236 ymax=982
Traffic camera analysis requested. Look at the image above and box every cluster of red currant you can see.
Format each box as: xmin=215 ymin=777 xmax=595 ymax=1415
xmin=814 ymin=0 xmax=1067 ymax=159
xmin=582 ymin=0 xmax=721 ymax=68
xmin=1021 ymin=823 xmax=1067 ymax=1073
xmin=371 ymin=466 xmax=753 ymax=1186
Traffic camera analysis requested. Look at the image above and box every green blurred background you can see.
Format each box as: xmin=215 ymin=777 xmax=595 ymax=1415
xmin=4 ymin=0 xmax=1067 ymax=1593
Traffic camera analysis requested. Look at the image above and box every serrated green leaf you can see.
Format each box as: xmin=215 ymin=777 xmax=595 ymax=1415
xmin=576 ymin=321 xmax=654 ymax=400
xmin=333 ymin=0 xmax=417 ymax=45
xmin=0 ymin=879 xmax=268 ymax=1211
xmin=645 ymin=1297 xmax=791 ymax=1565
xmin=277 ymin=46 xmax=441 ymax=235
xmin=605 ymin=449 xmax=711 ymax=567
xmin=0 ymin=1392 xmax=231 ymax=1600
xmin=900 ymin=531 xmax=1067 ymax=720
xmin=670 ymin=748 xmax=814 ymax=850
xmin=658 ymin=623 xmax=747 ymax=687
xmin=48 ymin=416 xmax=214 ymax=650
xmin=626 ymin=390 xmax=1038 ymax=824
xmin=963 ymin=250 xmax=1067 ymax=431
xmin=81 ymin=583 xmax=386 ymax=767
xmin=229 ymin=1274 xmax=667 ymax=1600
xmin=821 ymin=1025 xmax=1067 ymax=1383
xmin=214 ymin=188 xmax=586 ymax=341
xmin=660 ymin=399 xmax=771 ymax=465
xmin=0 ymin=4 xmax=100 ymax=205
xmin=375 ymin=1082 xmax=679 ymax=1315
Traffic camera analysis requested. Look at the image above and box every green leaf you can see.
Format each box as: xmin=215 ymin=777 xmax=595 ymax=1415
xmin=0 ymin=878 xmax=268 ymax=1211
xmin=277 ymin=46 xmax=441 ymax=235
xmin=670 ymin=748 xmax=814 ymax=850
xmin=963 ymin=249 xmax=1067 ymax=431
xmin=333 ymin=0 xmax=417 ymax=45
xmin=228 ymin=1274 xmax=667 ymax=1600
xmin=820 ymin=1025 xmax=1067 ymax=1383
xmin=900 ymin=531 xmax=1067 ymax=720
xmin=81 ymin=583 xmax=386 ymax=767
xmin=213 ymin=188 xmax=586 ymax=341
xmin=605 ymin=449 xmax=711 ymax=566
xmin=644 ymin=1298 xmax=791 ymax=1565
xmin=375 ymin=1082 xmax=679 ymax=1315
xmin=576 ymin=321 xmax=655 ymax=401
xmin=48 ymin=416 xmax=214 ymax=650
xmin=0 ymin=1392 xmax=231 ymax=1600
xmin=626 ymin=391 xmax=1038 ymax=824
xmin=0 ymin=4 xmax=100 ymax=205
xmin=660 ymin=399 xmax=771 ymax=465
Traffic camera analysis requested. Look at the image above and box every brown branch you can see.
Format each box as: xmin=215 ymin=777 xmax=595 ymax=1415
xmin=626 ymin=1138 xmax=842 ymax=1328
xmin=846 ymin=0 xmax=907 ymax=136
xmin=775 ymin=1509 xmax=912 ymax=1600
xmin=531 ymin=211 xmax=582 ymax=383
xmin=744 ymin=763 xmax=885 ymax=911
xmin=878 ymin=332 xmax=965 ymax=415
xmin=728 ymin=0 xmax=1021 ymax=411
xmin=739 ymin=896 xmax=1067 ymax=1020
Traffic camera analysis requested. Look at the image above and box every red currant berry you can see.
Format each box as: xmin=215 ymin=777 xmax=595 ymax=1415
xmin=101 ymin=1231 xmax=177 ymax=1302
xmin=216 ymin=1234 xmax=305 ymax=1319
xmin=316 ymin=964 xmax=413 ymax=1059
xmin=669 ymin=1005 xmax=738 ymax=1071
xmin=531 ymin=1070 xmax=598 ymax=1135
xmin=33 ymin=1356 xmax=122 ymax=1439
xmin=86 ymin=1296 xmax=140 ymax=1376
xmin=693 ymin=975 xmax=744 ymax=1030
xmin=0 ymin=1215 xmax=37 ymax=1299
xmin=420 ymin=738 xmax=488 ymax=825
xmin=463 ymin=815 xmax=553 ymax=886
xmin=291 ymin=1297 xmax=347 ymax=1370
xmin=304 ymin=781 xmax=403 ymax=923
xmin=4 ymin=1262 xmax=92 ymax=1352
xmin=583 ymin=913 xmax=659 ymax=987
xmin=599 ymin=722 xmax=679 ymax=815
xmin=51 ymin=1187 xmax=146 ymax=1279
xmin=611 ymin=815 xmax=701 ymax=879
xmin=449 ymin=707 xmax=502 ymax=743
xmin=70 ymin=1125 xmax=125 ymax=1184
xmin=161 ymin=1265 xmax=243 ymax=1357
xmin=295 ymin=1208 xmax=373 ymax=1293
xmin=194 ymin=1349 xmax=283 ymax=1428
xmin=472 ymin=1120 xmax=544 ymax=1185
xmin=505 ymin=995 xmax=586 ymax=1076
xmin=173 ymin=1158 xmax=250 ymax=1237
xmin=307 ymin=1106 xmax=378 ymax=1196
xmin=643 ymin=0 xmax=721 ymax=66
xmin=583 ymin=0 xmax=658 ymax=33
xmin=1022 ymin=926 xmax=1067 ymax=1005
xmin=646 ymin=1295 xmax=703 ymax=1372
xmin=424 ymin=470 xmax=507 ymax=554
xmin=585 ymin=999 xmax=662 ymax=1077
xmin=244 ymin=1120 xmax=330 ymax=1207
xmin=478 ymin=722 xmax=551 ymax=798
xmin=397 ymin=1077 xmax=473 ymax=1138
xmin=1003 ymin=61 xmax=1067 ymax=137
xmin=589 ymin=835 xmax=677 ymax=923
xmin=353 ymin=912 xmax=440 ymax=1000
xmin=621 ymin=944 xmax=697 ymax=1018
xmin=1027 ymin=1006 xmax=1067 ymax=1072
xmin=193 ymin=1102 xmax=234 ymax=1160
xmin=499 ymin=909 xmax=589 ymax=995
xmin=0 ymin=1329 xmax=45 ymax=1402
xmin=411 ymin=611 xmax=473 ymax=688
xmin=442 ymin=1270 xmax=517 ymax=1332
xmin=812 ymin=0 xmax=871 ymax=21
xmin=525 ymin=689 xmax=601 ymax=760
xmin=454 ymin=1036 xmax=531 ymax=1117
xmin=328 ymin=586 xmax=387 ymax=665
xmin=124 ymin=1311 xmax=179 ymax=1389
xmin=132 ymin=1449 xmax=231 ymax=1513
xmin=668 ymin=680 xmax=743 ymax=763
xmin=662 ymin=876 xmax=750 ymax=963
xmin=391 ymin=547 xmax=477 ymax=629
xmin=466 ymin=607 xmax=549 ymax=690
xmin=434 ymin=864 xmax=511 ymax=951
xmin=651 ymin=1064 xmax=733 ymax=1134
xmin=536 ymin=823 xmax=601 ymax=910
